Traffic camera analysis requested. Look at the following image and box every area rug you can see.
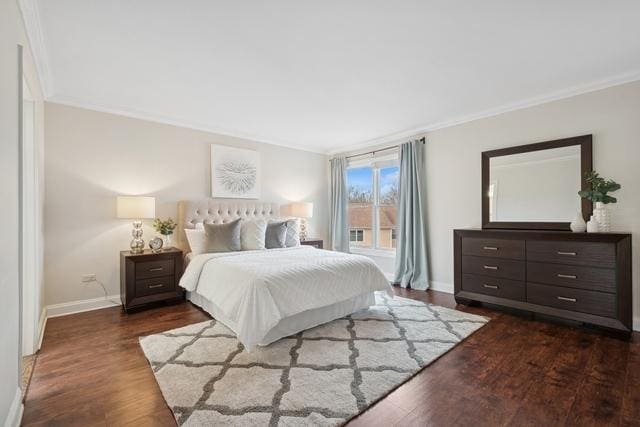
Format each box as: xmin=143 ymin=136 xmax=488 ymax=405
xmin=139 ymin=293 xmax=488 ymax=426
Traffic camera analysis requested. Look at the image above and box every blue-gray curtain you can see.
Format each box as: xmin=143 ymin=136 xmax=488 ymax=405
xmin=330 ymin=157 xmax=350 ymax=252
xmin=393 ymin=139 xmax=429 ymax=289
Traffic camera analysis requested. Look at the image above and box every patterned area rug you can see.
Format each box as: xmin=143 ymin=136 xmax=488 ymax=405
xmin=140 ymin=293 xmax=488 ymax=426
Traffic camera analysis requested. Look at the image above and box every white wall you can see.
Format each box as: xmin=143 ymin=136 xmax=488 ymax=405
xmin=424 ymin=80 xmax=640 ymax=330
xmin=0 ymin=0 xmax=46 ymax=424
xmin=44 ymin=103 xmax=329 ymax=306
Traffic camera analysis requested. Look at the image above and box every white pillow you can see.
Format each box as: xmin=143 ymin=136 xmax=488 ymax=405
xmin=240 ymin=219 xmax=267 ymax=250
xmin=184 ymin=223 xmax=206 ymax=255
xmin=284 ymin=218 xmax=300 ymax=247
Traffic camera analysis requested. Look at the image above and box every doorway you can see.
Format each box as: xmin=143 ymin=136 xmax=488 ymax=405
xmin=19 ymin=54 xmax=42 ymax=399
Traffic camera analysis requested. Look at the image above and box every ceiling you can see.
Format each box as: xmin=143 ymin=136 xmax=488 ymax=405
xmin=28 ymin=0 xmax=640 ymax=153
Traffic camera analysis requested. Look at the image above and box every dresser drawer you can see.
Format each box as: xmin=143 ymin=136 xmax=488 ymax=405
xmin=527 ymin=283 xmax=616 ymax=318
xmin=135 ymin=259 xmax=175 ymax=279
xmin=462 ymin=237 xmax=525 ymax=260
xmin=527 ymin=262 xmax=616 ymax=294
xmin=526 ymin=241 xmax=615 ymax=268
xmin=461 ymin=256 xmax=525 ymax=281
xmin=135 ymin=275 xmax=176 ymax=297
xmin=462 ymin=274 xmax=525 ymax=301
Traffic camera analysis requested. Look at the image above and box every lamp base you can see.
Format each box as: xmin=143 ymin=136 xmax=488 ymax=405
xmin=299 ymin=218 xmax=309 ymax=241
xmin=130 ymin=220 xmax=145 ymax=254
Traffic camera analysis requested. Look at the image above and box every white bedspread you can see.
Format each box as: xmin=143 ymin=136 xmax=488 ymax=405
xmin=179 ymin=246 xmax=392 ymax=350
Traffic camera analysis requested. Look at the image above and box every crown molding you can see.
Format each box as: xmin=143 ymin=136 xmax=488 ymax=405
xmin=18 ymin=0 xmax=54 ymax=97
xmin=328 ymin=70 xmax=640 ymax=156
xmin=47 ymin=95 xmax=328 ymax=155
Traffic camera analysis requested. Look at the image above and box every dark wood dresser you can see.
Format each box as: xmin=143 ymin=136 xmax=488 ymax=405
xmin=120 ymin=248 xmax=184 ymax=312
xmin=454 ymin=229 xmax=632 ymax=336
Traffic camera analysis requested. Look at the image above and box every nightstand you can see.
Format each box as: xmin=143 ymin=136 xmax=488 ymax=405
xmin=300 ymin=238 xmax=323 ymax=249
xmin=120 ymin=247 xmax=184 ymax=312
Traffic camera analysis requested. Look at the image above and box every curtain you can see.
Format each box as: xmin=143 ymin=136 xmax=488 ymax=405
xmin=393 ymin=139 xmax=429 ymax=289
xmin=329 ymin=157 xmax=350 ymax=252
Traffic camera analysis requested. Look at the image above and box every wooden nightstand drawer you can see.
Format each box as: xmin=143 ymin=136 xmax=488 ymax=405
xmin=135 ymin=275 xmax=176 ymax=297
xmin=135 ymin=259 xmax=175 ymax=279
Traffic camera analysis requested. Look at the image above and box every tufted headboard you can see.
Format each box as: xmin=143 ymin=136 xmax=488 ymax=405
xmin=176 ymin=199 xmax=281 ymax=252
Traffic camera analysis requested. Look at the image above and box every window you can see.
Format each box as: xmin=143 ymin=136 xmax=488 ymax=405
xmin=347 ymin=159 xmax=399 ymax=252
xmin=350 ymin=229 xmax=364 ymax=242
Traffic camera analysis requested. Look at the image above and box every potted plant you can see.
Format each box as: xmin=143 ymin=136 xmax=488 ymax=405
xmin=153 ymin=217 xmax=177 ymax=249
xmin=578 ymin=171 xmax=621 ymax=232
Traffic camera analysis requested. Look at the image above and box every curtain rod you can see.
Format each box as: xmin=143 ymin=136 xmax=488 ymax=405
xmin=342 ymin=137 xmax=425 ymax=160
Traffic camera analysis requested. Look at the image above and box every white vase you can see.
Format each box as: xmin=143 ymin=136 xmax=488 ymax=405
xmin=593 ymin=202 xmax=611 ymax=232
xmin=570 ymin=211 xmax=586 ymax=232
xmin=586 ymin=215 xmax=599 ymax=233
xmin=162 ymin=233 xmax=173 ymax=250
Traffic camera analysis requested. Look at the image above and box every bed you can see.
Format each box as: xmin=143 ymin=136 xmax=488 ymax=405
xmin=176 ymin=200 xmax=392 ymax=351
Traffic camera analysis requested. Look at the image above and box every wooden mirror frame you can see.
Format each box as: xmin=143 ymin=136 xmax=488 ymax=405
xmin=482 ymin=135 xmax=593 ymax=231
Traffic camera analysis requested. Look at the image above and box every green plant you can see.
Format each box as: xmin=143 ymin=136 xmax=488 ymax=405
xmin=578 ymin=171 xmax=621 ymax=204
xmin=153 ymin=217 xmax=177 ymax=235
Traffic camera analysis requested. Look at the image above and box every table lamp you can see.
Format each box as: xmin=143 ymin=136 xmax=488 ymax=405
xmin=283 ymin=202 xmax=313 ymax=240
xmin=117 ymin=196 xmax=156 ymax=253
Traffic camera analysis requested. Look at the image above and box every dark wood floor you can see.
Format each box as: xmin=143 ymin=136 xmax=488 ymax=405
xmin=23 ymin=288 xmax=639 ymax=426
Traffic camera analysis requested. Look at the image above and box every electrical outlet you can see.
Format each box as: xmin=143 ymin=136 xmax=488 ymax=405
xmin=81 ymin=274 xmax=96 ymax=283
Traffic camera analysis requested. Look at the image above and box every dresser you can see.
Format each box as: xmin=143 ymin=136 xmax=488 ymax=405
xmin=120 ymin=248 xmax=184 ymax=312
xmin=454 ymin=229 xmax=632 ymax=336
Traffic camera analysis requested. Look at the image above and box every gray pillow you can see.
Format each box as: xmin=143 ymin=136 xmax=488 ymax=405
xmin=203 ymin=219 xmax=241 ymax=253
xmin=265 ymin=220 xmax=288 ymax=249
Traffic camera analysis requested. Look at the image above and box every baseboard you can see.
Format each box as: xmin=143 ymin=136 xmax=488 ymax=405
xmin=4 ymin=388 xmax=23 ymax=427
xmin=46 ymin=294 xmax=121 ymax=318
xmin=37 ymin=307 xmax=47 ymax=350
xmin=429 ymin=281 xmax=453 ymax=294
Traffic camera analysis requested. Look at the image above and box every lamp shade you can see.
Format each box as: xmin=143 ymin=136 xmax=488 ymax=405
xmin=116 ymin=196 xmax=156 ymax=219
xmin=283 ymin=202 xmax=313 ymax=218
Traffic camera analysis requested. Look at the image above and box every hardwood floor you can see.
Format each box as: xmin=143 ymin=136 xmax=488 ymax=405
xmin=23 ymin=288 xmax=640 ymax=426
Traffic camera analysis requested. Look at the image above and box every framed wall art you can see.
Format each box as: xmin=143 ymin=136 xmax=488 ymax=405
xmin=211 ymin=145 xmax=261 ymax=199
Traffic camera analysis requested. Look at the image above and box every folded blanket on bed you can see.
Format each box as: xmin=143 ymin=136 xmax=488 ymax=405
xmin=179 ymin=246 xmax=392 ymax=350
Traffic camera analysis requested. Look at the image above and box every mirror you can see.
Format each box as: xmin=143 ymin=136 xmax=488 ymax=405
xmin=482 ymin=135 xmax=592 ymax=230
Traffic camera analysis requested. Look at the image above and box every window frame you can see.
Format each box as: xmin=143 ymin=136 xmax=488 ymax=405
xmin=347 ymin=153 xmax=399 ymax=257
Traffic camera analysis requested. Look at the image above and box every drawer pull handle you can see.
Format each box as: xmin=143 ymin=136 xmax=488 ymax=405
xmin=149 ymin=267 xmax=164 ymax=272
xmin=483 ymin=284 xmax=499 ymax=289
xmin=483 ymin=246 xmax=499 ymax=251
xmin=483 ymin=265 xmax=499 ymax=270
xmin=557 ymin=251 xmax=577 ymax=256
xmin=148 ymin=284 xmax=164 ymax=289
xmin=557 ymin=274 xmax=577 ymax=279
xmin=557 ymin=296 xmax=577 ymax=303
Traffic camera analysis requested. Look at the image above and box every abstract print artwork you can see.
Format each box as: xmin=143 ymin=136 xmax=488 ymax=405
xmin=211 ymin=145 xmax=261 ymax=199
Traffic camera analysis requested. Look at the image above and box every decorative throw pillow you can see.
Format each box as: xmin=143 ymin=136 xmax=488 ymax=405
xmin=240 ymin=219 xmax=266 ymax=250
xmin=184 ymin=223 xmax=206 ymax=255
xmin=203 ymin=219 xmax=242 ymax=253
xmin=265 ymin=220 xmax=288 ymax=249
xmin=284 ymin=218 xmax=300 ymax=247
